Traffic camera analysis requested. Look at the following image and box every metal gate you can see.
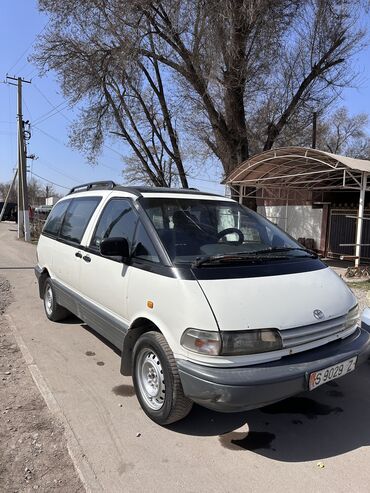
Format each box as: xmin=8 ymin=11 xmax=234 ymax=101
xmin=328 ymin=209 xmax=370 ymax=260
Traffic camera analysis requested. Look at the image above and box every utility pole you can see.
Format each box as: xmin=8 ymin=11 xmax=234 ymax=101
xmin=0 ymin=169 xmax=18 ymax=222
xmin=6 ymin=75 xmax=31 ymax=241
xmin=312 ymin=111 xmax=317 ymax=149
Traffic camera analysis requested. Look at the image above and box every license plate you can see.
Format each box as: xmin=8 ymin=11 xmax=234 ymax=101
xmin=309 ymin=357 xmax=357 ymax=391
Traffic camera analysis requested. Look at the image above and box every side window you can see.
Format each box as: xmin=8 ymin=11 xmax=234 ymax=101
xmin=90 ymin=199 xmax=137 ymax=250
xmin=43 ymin=199 xmax=71 ymax=237
xmin=132 ymin=222 xmax=160 ymax=264
xmin=60 ymin=197 xmax=101 ymax=244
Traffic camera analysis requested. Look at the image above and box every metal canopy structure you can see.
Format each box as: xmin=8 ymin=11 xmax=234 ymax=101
xmin=225 ymin=146 xmax=370 ymax=267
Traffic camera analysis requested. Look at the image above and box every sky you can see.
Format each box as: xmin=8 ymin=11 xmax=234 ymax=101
xmin=0 ymin=1 xmax=370 ymax=198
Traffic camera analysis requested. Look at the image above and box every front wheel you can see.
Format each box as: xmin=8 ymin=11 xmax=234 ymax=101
xmin=132 ymin=331 xmax=193 ymax=425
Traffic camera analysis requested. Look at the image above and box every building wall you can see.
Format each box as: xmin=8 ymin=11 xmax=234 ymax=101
xmin=258 ymin=205 xmax=323 ymax=249
xmin=45 ymin=196 xmax=58 ymax=206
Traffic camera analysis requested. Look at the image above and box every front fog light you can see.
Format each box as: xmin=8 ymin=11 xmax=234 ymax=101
xmin=221 ymin=328 xmax=282 ymax=355
xmin=181 ymin=329 xmax=221 ymax=355
xmin=345 ymin=305 xmax=360 ymax=330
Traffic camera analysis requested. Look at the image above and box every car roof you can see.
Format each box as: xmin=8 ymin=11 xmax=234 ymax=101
xmin=65 ymin=181 xmax=230 ymax=200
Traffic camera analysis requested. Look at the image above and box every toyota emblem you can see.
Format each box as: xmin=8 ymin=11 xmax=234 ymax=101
xmin=313 ymin=309 xmax=325 ymax=320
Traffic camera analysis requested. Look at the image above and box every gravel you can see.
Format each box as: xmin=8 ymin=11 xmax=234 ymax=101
xmin=344 ymin=280 xmax=370 ymax=314
xmin=0 ymin=277 xmax=13 ymax=314
xmin=0 ymin=276 xmax=84 ymax=492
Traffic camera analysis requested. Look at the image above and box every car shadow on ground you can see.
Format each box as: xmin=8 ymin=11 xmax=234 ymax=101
xmin=66 ymin=317 xmax=370 ymax=462
xmin=80 ymin=323 xmax=122 ymax=356
xmin=169 ymin=361 xmax=370 ymax=462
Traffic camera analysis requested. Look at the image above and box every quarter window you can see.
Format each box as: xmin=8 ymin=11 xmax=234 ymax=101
xmin=132 ymin=222 xmax=160 ymax=263
xmin=43 ymin=199 xmax=71 ymax=237
xmin=59 ymin=197 xmax=101 ymax=244
xmin=90 ymin=199 xmax=138 ymax=249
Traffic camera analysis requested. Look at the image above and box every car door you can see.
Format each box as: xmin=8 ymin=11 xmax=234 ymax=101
xmin=78 ymin=197 xmax=139 ymax=348
xmin=49 ymin=196 xmax=102 ymax=293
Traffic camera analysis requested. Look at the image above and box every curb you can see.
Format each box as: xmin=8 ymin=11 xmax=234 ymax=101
xmin=5 ymin=313 xmax=103 ymax=493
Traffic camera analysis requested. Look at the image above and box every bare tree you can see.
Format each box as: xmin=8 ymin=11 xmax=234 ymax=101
xmin=0 ymin=177 xmax=54 ymax=205
xmin=34 ymin=0 xmax=368 ymax=186
xmin=34 ymin=3 xmax=188 ymax=187
xmin=319 ymin=108 xmax=370 ymax=158
xmin=0 ymin=182 xmax=17 ymax=203
xmin=274 ymin=106 xmax=370 ymax=159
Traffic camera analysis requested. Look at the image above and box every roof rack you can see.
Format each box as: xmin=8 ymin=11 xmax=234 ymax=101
xmin=67 ymin=182 xmax=220 ymax=198
xmin=68 ymin=181 xmax=117 ymax=195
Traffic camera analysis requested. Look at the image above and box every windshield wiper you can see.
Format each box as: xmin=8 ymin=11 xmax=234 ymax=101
xmin=192 ymin=252 xmax=290 ymax=268
xmin=247 ymin=247 xmax=317 ymax=258
xmin=192 ymin=247 xmax=317 ymax=268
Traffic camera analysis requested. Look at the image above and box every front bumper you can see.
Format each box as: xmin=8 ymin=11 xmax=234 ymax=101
xmin=177 ymin=326 xmax=370 ymax=412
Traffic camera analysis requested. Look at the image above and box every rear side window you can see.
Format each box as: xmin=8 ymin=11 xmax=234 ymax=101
xmin=60 ymin=197 xmax=101 ymax=244
xmin=43 ymin=199 xmax=71 ymax=237
xmin=90 ymin=198 xmax=138 ymax=250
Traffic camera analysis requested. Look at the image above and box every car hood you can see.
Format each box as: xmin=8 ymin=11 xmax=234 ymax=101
xmin=196 ymin=266 xmax=356 ymax=331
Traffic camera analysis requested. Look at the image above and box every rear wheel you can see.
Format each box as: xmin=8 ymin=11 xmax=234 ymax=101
xmin=132 ymin=331 xmax=193 ymax=425
xmin=43 ymin=278 xmax=69 ymax=322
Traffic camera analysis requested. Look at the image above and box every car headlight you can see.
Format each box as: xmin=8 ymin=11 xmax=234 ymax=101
xmin=181 ymin=328 xmax=282 ymax=356
xmin=220 ymin=329 xmax=282 ymax=355
xmin=180 ymin=329 xmax=221 ymax=355
xmin=345 ymin=305 xmax=359 ymax=329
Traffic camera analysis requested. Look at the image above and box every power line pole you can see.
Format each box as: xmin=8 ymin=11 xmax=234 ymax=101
xmin=6 ymin=75 xmax=31 ymax=241
xmin=312 ymin=111 xmax=317 ymax=149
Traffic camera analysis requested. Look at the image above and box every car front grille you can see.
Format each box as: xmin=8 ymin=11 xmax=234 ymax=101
xmin=280 ymin=314 xmax=352 ymax=349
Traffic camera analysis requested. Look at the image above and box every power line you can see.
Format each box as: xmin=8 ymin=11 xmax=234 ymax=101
xmin=23 ymin=98 xmax=33 ymax=121
xmin=32 ymin=83 xmax=124 ymax=158
xmin=7 ymin=22 xmax=49 ymax=75
xmin=33 ymin=82 xmax=64 ymax=111
xmin=31 ymin=86 xmax=212 ymax=182
xmin=37 ymin=157 xmax=85 ymax=183
xmin=32 ymin=125 xmax=122 ymax=173
xmin=34 ymin=122 xmax=220 ymax=186
xmin=33 ymin=100 xmax=73 ymax=125
xmin=30 ymin=171 xmax=70 ymax=190
xmin=32 ymin=124 xmax=67 ymax=146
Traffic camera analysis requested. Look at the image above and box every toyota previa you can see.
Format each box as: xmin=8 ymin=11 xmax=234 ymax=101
xmin=35 ymin=182 xmax=370 ymax=425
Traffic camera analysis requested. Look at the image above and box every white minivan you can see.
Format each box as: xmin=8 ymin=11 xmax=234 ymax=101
xmin=35 ymin=181 xmax=370 ymax=425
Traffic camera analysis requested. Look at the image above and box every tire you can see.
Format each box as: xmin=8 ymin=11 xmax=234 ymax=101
xmin=132 ymin=331 xmax=193 ymax=425
xmin=43 ymin=278 xmax=69 ymax=322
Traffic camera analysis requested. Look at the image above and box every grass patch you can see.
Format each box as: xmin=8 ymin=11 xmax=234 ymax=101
xmin=347 ymin=280 xmax=370 ymax=291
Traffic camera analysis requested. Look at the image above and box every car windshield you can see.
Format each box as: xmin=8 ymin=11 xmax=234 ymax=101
xmin=141 ymin=197 xmax=313 ymax=266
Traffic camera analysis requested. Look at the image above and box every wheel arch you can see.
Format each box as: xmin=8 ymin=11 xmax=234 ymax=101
xmin=121 ymin=317 xmax=161 ymax=376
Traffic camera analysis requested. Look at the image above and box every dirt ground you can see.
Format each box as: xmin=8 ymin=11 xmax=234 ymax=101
xmin=0 ymin=277 xmax=84 ymax=493
xmin=0 ymin=260 xmax=368 ymax=493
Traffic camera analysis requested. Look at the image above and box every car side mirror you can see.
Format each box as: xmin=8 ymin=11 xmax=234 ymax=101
xmin=100 ymin=237 xmax=130 ymax=261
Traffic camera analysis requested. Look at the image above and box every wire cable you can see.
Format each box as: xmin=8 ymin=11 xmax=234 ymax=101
xmin=32 ymin=125 xmax=122 ymax=174
xmin=32 ymin=83 xmax=124 ymax=158
xmin=37 ymin=157 xmax=85 ymax=183
xmin=33 ymin=100 xmax=73 ymax=126
xmin=30 ymin=86 xmax=218 ymax=183
xmin=7 ymin=22 xmax=49 ymax=75
xmin=30 ymin=171 xmax=70 ymax=190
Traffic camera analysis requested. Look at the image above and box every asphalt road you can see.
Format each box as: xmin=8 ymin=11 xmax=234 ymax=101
xmin=1 ymin=221 xmax=370 ymax=493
